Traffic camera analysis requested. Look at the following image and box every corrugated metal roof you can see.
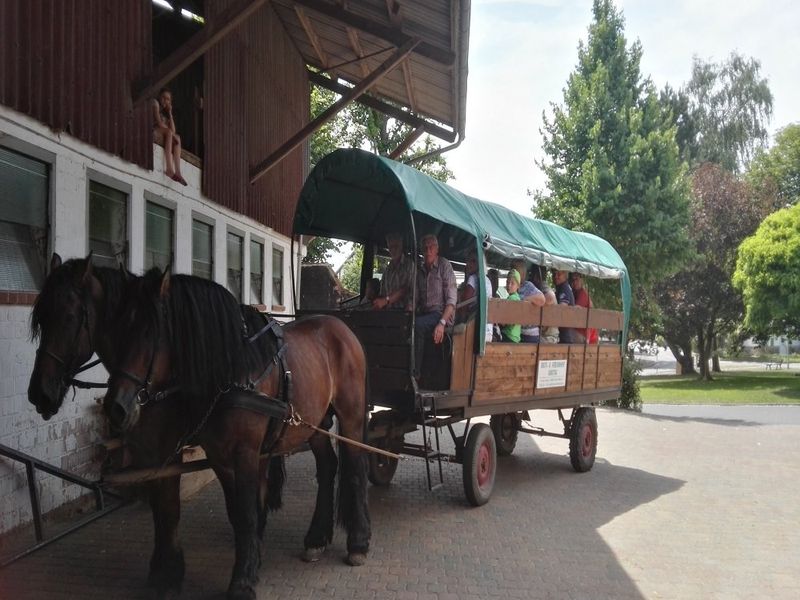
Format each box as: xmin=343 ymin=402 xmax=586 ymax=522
xmin=271 ymin=0 xmax=470 ymax=142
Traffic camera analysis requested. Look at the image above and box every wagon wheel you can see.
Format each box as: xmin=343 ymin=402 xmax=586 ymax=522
xmin=367 ymin=417 xmax=399 ymax=486
xmin=489 ymin=412 xmax=519 ymax=456
xmin=462 ymin=423 xmax=497 ymax=506
xmin=569 ymin=407 xmax=598 ymax=473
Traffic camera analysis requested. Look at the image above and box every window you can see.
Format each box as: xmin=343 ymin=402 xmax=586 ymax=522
xmin=192 ymin=219 xmax=213 ymax=280
xmin=250 ymin=239 xmax=264 ymax=304
xmin=145 ymin=201 xmax=174 ymax=271
xmin=227 ymin=232 xmax=243 ymax=302
xmin=0 ymin=146 xmax=49 ymax=292
xmin=272 ymin=246 xmax=284 ymax=307
xmin=89 ymin=180 xmax=128 ymax=268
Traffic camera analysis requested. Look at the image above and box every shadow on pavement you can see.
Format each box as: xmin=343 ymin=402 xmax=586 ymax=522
xmin=0 ymin=432 xmax=684 ymax=600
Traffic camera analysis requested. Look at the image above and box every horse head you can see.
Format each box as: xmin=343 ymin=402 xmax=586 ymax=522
xmin=28 ymin=253 xmax=104 ymax=419
xmin=104 ymin=267 xmax=173 ymax=432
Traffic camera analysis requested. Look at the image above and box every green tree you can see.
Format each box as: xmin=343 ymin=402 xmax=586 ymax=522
xmin=535 ymin=0 xmax=691 ymax=325
xmin=733 ymin=203 xmax=800 ymax=339
xmin=656 ymin=164 xmax=769 ymax=379
xmin=747 ymin=123 xmax=800 ymax=209
xmin=669 ymin=53 xmax=773 ymax=173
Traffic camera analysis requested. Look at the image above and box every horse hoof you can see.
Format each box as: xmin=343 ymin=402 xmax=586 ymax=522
xmin=345 ymin=552 xmax=367 ymax=567
xmin=301 ymin=546 xmax=326 ymax=562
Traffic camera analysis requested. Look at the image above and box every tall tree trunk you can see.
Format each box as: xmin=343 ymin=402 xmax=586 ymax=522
xmin=712 ymin=334 xmax=721 ymax=372
xmin=667 ymin=342 xmax=696 ymax=375
xmin=697 ymin=328 xmax=713 ymax=380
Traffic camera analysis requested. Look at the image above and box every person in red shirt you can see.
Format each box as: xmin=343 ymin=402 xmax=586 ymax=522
xmin=569 ymin=272 xmax=599 ymax=344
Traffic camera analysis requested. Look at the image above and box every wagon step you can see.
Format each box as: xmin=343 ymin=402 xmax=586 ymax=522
xmin=418 ymin=394 xmax=445 ymax=491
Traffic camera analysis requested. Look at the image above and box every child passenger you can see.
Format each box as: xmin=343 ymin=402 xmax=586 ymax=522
xmin=501 ymin=269 xmax=522 ymax=343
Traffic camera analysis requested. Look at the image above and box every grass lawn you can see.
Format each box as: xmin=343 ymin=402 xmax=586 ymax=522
xmin=640 ymin=371 xmax=800 ymax=405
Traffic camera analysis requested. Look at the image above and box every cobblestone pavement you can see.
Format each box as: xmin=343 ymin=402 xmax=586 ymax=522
xmin=1 ymin=407 xmax=799 ymax=599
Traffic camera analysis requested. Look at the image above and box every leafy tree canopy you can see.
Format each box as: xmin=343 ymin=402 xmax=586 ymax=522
xmin=733 ymin=202 xmax=800 ymax=339
xmin=535 ymin=0 xmax=691 ymax=322
xmin=747 ymin=123 xmax=800 ymax=209
xmin=656 ymin=164 xmax=769 ymax=377
xmin=665 ymin=52 xmax=773 ymax=173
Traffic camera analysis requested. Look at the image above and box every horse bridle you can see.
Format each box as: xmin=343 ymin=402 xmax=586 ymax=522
xmin=113 ymin=300 xmax=179 ymax=407
xmin=37 ymin=292 xmax=104 ymax=391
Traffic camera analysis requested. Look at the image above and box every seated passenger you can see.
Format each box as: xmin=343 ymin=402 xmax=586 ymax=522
xmin=373 ymin=232 xmax=415 ymax=310
xmin=414 ymin=234 xmax=457 ymax=377
xmin=552 ymin=269 xmax=582 ymax=343
xmin=458 ymin=249 xmax=494 ymax=343
xmin=532 ymin=266 xmax=559 ymax=343
xmin=487 ymin=268 xmax=501 ymax=299
xmin=511 ymin=259 xmax=545 ymax=343
xmin=569 ymin=272 xmax=598 ymax=343
xmin=500 ymin=269 xmax=522 ymax=343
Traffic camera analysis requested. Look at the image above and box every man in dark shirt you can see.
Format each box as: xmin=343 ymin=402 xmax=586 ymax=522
xmin=553 ymin=269 xmax=582 ymax=343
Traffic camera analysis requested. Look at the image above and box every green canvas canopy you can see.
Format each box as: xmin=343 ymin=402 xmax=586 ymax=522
xmin=295 ymin=148 xmax=631 ymax=345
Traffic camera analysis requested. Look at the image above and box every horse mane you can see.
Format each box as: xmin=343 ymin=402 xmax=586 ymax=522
xmin=30 ymin=258 xmax=123 ymax=340
xmin=147 ymin=273 xmax=278 ymax=398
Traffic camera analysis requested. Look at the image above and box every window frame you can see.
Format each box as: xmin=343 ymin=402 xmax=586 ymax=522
xmin=271 ymin=244 xmax=285 ymax=311
xmin=249 ymin=237 xmax=264 ymax=305
xmin=226 ymin=229 xmax=244 ymax=303
xmin=0 ymin=143 xmax=51 ymax=298
xmin=143 ymin=195 xmax=176 ymax=272
xmin=191 ymin=214 xmax=215 ymax=281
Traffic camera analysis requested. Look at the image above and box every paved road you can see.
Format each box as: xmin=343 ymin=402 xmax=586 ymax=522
xmin=1 ymin=407 xmax=799 ymax=599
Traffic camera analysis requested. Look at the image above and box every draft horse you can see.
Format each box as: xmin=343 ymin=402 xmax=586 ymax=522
xmin=27 ymin=255 xmax=285 ymax=597
xmin=104 ymin=268 xmax=371 ymax=600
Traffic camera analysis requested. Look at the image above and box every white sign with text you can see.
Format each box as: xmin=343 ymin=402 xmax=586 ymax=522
xmin=536 ymin=359 xmax=567 ymax=388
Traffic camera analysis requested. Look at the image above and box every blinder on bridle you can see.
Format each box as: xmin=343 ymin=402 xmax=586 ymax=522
xmin=113 ymin=297 xmax=179 ymax=407
xmin=37 ymin=287 xmax=104 ymax=394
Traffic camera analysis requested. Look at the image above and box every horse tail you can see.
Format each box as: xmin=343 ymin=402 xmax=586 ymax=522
xmin=266 ymin=455 xmax=286 ymax=511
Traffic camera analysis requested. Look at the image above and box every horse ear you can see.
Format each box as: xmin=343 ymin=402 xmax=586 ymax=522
xmin=81 ymin=252 xmax=94 ymax=286
xmin=159 ymin=268 xmax=171 ymax=298
xmin=50 ymin=252 xmax=62 ymax=272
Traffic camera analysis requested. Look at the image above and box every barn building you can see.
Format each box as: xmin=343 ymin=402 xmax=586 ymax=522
xmin=0 ymin=0 xmax=469 ymax=540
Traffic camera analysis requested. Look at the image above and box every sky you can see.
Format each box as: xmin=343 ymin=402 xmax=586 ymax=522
xmin=445 ymin=0 xmax=800 ymax=217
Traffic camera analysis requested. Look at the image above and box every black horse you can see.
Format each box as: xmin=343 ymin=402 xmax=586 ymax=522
xmin=103 ymin=268 xmax=371 ymax=600
xmin=27 ymin=255 xmax=285 ymax=597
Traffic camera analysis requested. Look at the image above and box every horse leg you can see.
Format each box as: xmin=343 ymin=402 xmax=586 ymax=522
xmin=337 ymin=444 xmax=371 ymax=566
xmin=146 ymin=475 xmax=185 ymax=597
xmin=300 ymin=431 xmax=337 ymax=562
xmin=258 ymin=456 xmax=285 ymax=539
xmin=227 ymin=448 xmax=262 ymax=600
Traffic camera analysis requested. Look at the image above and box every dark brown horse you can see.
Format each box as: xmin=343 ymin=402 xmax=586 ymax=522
xmin=103 ymin=268 xmax=371 ymax=600
xmin=28 ymin=255 xmax=287 ymax=597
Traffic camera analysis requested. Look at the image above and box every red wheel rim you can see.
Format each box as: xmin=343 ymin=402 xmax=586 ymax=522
xmin=476 ymin=440 xmax=492 ymax=487
xmin=580 ymin=424 xmax=593 ymax=458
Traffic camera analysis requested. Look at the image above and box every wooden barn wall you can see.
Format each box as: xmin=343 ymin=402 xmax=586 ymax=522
xmin=204 ymin=1 xmax=308 ymax=236
xmin=0 ymin=0 xmax=152 ymax=169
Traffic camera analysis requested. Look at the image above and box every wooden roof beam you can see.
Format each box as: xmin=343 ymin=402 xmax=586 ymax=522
xmin=250 ymin=37 xmax=421 ymax=184
xmin=346 ymin=27 xmax=371 ymax=77
xmin=307 ymin=70 xmax=456 ymax=142
xmin=401 ymin=61 xmax=417 ymax=112
xmin=132 ymin=0 xmax=268 ymax=106
xmin=389 ymin=125 xmax=425 ymax=160
xmin=296 ymin=7 xmax=329 ymax=69
xmin=292 ymin=0 xmax=455 ymax=66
